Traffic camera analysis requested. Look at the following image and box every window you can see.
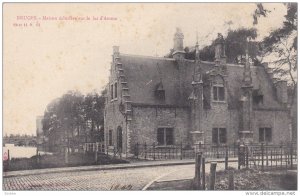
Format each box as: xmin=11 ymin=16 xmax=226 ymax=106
xmin=114 ymin=82 xmax=118 ymax=98
xmin=212 ymin=128 xmax=227 ymax=144
xmin=253 ymin=89 xmax=263 ymax=105
xmin=108 ymin=130 xmax=113 ymax=146
xmin=259 ymin=128 xmax=272 ymax=143
xmin=110 ymin=84 xmax=114 ymax=100
xmin=155 ymin=82 xmax=165 ymax=101
xmin=213 ymin=85 xmax=225 ymax=101
xmin=155 ymin=90 xmax=165 ymax=100
xmin=157 ymin=128 xmax=174 ymax=145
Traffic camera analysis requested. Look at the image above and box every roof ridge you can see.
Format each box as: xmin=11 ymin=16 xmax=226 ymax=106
xmin=120 ymin=53 xmax=175 ymax=61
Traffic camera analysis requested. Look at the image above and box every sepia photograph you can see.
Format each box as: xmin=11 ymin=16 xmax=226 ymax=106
xmin=2 ymin=2 xmax=298 ymax=193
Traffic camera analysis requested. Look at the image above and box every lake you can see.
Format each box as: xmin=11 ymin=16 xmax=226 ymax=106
xmin=3 ymin=144 xmax=51 ymax=160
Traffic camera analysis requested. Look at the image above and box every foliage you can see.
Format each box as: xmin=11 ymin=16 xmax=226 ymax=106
xmin=42 ymin=90 xmax=106 ymax=153
xmin=257 ymin=3 xmax=297 ymax=106
xmin=184 ymin=28 xmax=259 ymax=64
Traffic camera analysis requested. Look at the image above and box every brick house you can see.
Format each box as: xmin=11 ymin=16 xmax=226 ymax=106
xmin=104 ymin=28 xmax=291 ymax=156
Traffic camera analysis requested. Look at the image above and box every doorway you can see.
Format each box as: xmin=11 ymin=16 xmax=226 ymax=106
xmin=117 ymin=126 xmax=123 ymax=150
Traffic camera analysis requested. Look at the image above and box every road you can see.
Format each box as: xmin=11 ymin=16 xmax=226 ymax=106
xmin=3 ymin=165 xmax=191 ymax=190
xmin=3 ymin=161 xmax=237 ymax=191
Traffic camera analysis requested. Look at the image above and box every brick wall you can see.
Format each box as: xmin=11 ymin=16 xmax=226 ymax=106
xmin=252 ymin=109 xmax=290 ymax=144
xmin=128 ymin=106 xmax=191 ymax=152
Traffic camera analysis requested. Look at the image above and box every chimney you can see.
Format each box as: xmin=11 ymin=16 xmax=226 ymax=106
xmin=113 ymin=46 xmax=120 ymax=55
xmin=172 ymin=28 xmax=185 ymax=60
xmin=275 ymin=81 xmax=288 ymax=104
xmin=215 ymin=33 xmax=226 ymax=65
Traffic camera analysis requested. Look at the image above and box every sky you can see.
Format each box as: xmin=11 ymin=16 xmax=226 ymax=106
xmin=3 ymin=3 xmax=287 ymax=135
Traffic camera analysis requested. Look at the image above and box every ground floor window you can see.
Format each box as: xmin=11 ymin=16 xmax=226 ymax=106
xmin=157 ymin=128 xmax=174 ymax=145
xmin=212 ymin=128 xmax=227 ymax=144
xmin=259 ymin=128 xmax=272 ymax=143
xmin=108 ymin=130 xmax=113 ymax=146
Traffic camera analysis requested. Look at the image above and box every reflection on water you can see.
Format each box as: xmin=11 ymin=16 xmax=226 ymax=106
xmin=3 ymin=144 xmax=37 ymax=159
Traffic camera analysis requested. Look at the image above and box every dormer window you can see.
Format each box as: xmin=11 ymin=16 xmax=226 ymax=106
xmin=155 ymin=81 xmax=165 ymax=101
xmin=253 ymin=89 xmax=263 ymax=105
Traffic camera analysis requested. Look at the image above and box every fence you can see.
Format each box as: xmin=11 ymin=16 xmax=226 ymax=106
xmin=132 ymin=142 xmax=297 ymax=171
xmin=239 ymin=143 xmax=297 ymax=171
xmin=83 ymin=142 xmax=105 ymax=153
xmin=133 ymin=143 xmax=238 ymax=160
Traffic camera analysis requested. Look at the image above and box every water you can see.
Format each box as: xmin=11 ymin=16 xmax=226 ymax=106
xmin=3 ymin=144 xmax=39 ymax=160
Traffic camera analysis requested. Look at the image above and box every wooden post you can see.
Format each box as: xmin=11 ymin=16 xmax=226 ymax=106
xmin=261 ymin=143 xmax=264 ymax=171
xmin=65 ymin=147 xmax=69 ymax=165
xmin=290 ymin=144 xmax=293 ymax=169
xmin=202 ymin=157 xmax=206 ymax=190
xmin=280 ymin=146 xmax=283 ymax=169
xmin=136 ymin=143 xmax=139 ymax=159
xmin=144 ymin=143 xmax=147 ymax=160
xmin=153 ymin=143 xmax=156 ymax=160
xmin=194 ymin=153 xmax=202 ymax=189
xmin=225 ymin=146 xmax=228 ymax=170
xmin=7 ymin=150 xmax=10 ymax=169
xmin=180 ymin=142 xmax=183 ymax=160
xmin=238 ymin=145 xmax=240 ymax=170
xmin=265 ymin=144 xmax=269 ymax=168
xmin=228 ymin=171 xmax=234 ymax=190
xmin=95 ymin=143 xmax=98 ymax=163
xmin=246 ymin=147 xmax=249 ymax=169
xmin=209 ymin=162 xmax=217 ymax=190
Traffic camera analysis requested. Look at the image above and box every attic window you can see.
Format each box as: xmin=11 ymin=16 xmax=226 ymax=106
xmin=155 ymin=81 xmax=165 ymax=100
xmin=253 ymin=89 xmax=263 ymax=105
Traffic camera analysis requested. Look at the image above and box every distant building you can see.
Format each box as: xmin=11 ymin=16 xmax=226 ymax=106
xmin=3 ymin=134 xmax=37 ymax=147
xmin=36 ymin=115 xmax=45 ymax=151
xmin=104 ymin=28 xmax=291 ymax=156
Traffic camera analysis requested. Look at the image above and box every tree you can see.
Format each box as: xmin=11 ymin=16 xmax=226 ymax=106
xmin=184 ymin=28 xmax=259 ymax=64
xmin=42 ymin=90 xmax=106 ymax=153
xmin=257 ymin=3 xmax=297 ymax=105
xmin=254 ymin=3 xmax=297 ymax=141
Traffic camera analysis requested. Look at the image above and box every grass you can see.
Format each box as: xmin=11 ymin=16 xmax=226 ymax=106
xmin=3 ymin=152 xmax=129 ymax=171
xmin=147 ymin=168 xmax=297 ymax=190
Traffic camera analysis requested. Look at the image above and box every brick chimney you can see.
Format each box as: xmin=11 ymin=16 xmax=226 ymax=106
xmin=275 ymin=80 xmax=288 ymax=104
xmin=172 ymin=28 xmax=186 ymax=60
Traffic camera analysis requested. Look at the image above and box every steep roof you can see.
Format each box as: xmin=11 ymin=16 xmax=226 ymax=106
xmin=119 ymin=54 xmax=283 ymax=109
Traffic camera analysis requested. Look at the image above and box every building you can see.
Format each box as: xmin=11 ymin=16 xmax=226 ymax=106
xmin=3 ymin=134 xmax=37 ymax=147
xmin=104 ymin=28 xmax=291 ymax=156
xmin=36 ymin=115 xmax=46 ymax=151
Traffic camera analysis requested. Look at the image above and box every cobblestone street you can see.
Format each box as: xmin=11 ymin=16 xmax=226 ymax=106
xmin=3 ymin=164 xmax=191 ymax=190
xmin=3 ymin=160 xmax=238 ymax=191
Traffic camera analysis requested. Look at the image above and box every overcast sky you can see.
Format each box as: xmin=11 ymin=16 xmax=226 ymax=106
xmin=3 ymin=3 xmax=287 ymax=135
